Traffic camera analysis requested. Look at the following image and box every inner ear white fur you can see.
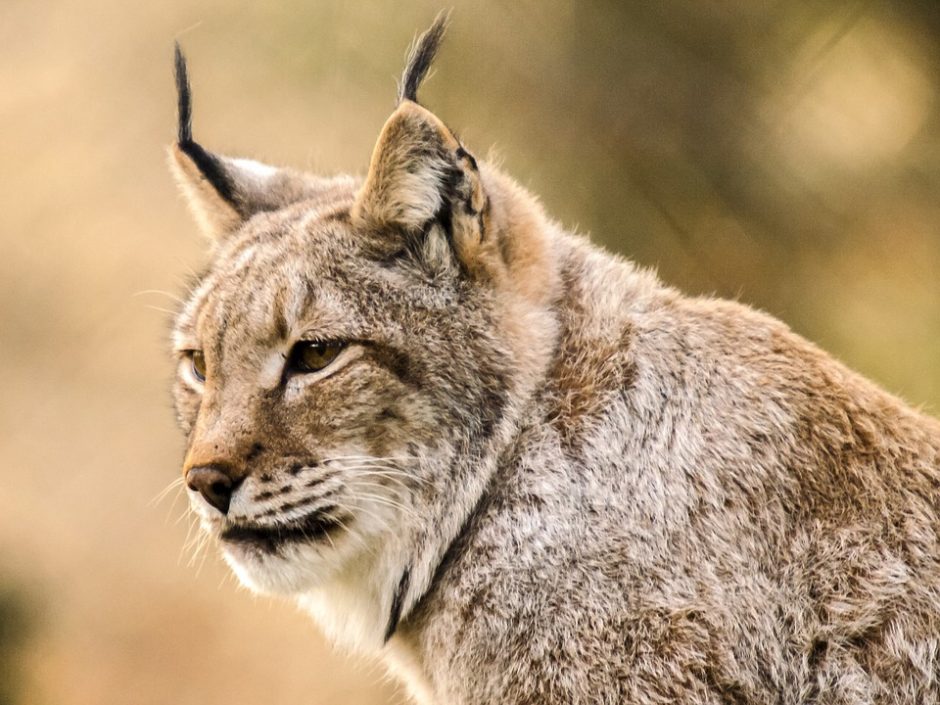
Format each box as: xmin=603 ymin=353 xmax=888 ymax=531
xmin=231 ymin=158 xmax=278 ymax=181
xmin=169 ymin=144 xmax=324 ymax=241
xmin=169 ymin=144 xmax=243 ymax=239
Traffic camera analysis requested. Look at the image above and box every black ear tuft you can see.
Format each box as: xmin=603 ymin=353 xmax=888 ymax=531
xmin=172 ymin=42 xmax=238 ymax=207
xmin=398 ymin=10 xmax=450 ymax=104
xmin=174 ymin=42 xmax=193 ymax=145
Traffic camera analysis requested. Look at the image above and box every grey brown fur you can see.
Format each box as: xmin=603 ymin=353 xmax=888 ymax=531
xmin=167 ymin=17 xmax=940 ymax=705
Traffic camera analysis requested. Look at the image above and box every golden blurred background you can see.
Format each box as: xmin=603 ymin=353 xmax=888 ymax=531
xmin=1 ymin=1 xmax=938 ymax=703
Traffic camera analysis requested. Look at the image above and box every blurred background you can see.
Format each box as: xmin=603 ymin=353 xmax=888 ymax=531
xmin=1 ymin=0 xmax=938 ymax=703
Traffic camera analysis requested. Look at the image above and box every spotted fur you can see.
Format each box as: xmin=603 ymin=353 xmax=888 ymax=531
xmin=168 ymin=17 xmax=940 ymax=705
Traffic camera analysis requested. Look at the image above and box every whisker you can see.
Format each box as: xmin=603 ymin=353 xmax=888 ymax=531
xmin=338 ymin=463 xmax=421 ymax=476
xmin=145 ymin=304 xmax=179 ymax=316
xmin=327 ymin=504 xmax=390 ymax=555
xmin=346 ymin=478 xmax=407 ymax=496
xmin=218 ymin=569 xmax=236 ymax=591
xmin=319 ymin=455 xmax=415 ymax=469
xmin=163 ymin=485 xmax=187 ymax=524
xmin=320 ymin=523 xmax=337 ymax=551
xmin=346 ymin=487 xmax=421 ymax=524
xmin=337 ymin=465 xmax=429 ymax=486
xmin=150 ymin=476 xmax=185 ymax=507
xmin=179 ymin=515 xmax=200 ymax=566
xmin=183 ymin=526 xmax=204 ymax=558
xmin=190 ymin=529 xmax=213 ymax=573
xmin=191 ymin=534 xmax=210 ymax=572
xmin=339 ymin=469 xmax=418 ymax=491
xmin=350 ymin=491 xmax=420 ymax=520
xmin=331 ymin=498 xmax=397 ymax=533
xmin=290 ymin=460 xmax=429 ymax=488
xmin=132 ymin=289 xmax=185 ymax=304
xmin=186 ymin=533 xmax=202 ymax=568
xmin=173 ymin=504 xmax=192 ymax=525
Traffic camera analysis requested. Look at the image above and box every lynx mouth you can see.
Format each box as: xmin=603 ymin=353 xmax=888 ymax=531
xmin=220 ymin=507 xmax=347 ymax=555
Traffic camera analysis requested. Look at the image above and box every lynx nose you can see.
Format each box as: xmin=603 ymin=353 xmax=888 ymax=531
xmin=186 ymin=465 xmax=237 ymax=514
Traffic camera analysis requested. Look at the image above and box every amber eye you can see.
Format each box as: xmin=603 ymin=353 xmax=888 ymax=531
xmin=287 ymin=341 xmax=345 ymax=375
xmin=191 ymin=350 xmax=207 ymax=382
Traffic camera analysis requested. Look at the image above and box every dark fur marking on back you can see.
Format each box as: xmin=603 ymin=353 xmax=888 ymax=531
xmin=434 ymin=200 xmax=454 ymax=241
xmin=408 ymin=463 xmax=500 ymax=626
xmin=384 ymin=568 xmax=411 ymax=642
xmin=455 ymin=146 xmax=477 ymax=171
xmin=323 ymin=207 xmax=350 ymax=223
xmin=398 ymin=11 xmax=449 ymax=104
xmin=478 ymin=383 xmax=508 ymax=438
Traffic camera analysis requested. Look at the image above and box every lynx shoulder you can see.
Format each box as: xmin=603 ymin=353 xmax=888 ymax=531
xmin=168 ymin=15 xmax=940 ymax=705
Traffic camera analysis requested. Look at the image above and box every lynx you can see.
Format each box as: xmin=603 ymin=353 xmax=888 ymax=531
xmin=168 ymin=15 xmax=940 ymax=705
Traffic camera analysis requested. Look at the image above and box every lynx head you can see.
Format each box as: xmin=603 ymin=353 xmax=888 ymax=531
xmin=169 ymin=15 xmax=558 ymax=645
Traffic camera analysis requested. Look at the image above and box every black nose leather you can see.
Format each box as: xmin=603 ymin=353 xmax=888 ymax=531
xmin=186 ymin=465 xmax=236 ymax=514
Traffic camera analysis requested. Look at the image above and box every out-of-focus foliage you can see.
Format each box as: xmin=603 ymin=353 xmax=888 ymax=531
xmin=0 ymin=1 xmax=937 ymax=704
xmin=0 ymin=588 xmax=32 ymax=705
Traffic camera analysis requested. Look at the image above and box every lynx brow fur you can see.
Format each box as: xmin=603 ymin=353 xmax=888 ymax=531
xmin=168 ymin=16 xmax=940 ymax=705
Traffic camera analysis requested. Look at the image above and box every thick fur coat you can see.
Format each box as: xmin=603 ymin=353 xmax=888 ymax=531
xmin=168 ymin=16 xmax=940 ymax=704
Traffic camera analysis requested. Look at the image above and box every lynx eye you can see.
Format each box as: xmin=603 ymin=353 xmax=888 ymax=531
xmin=190 ymin=350 xmax=207 ymax=382
xmin=287 ymin=341 xmax=345 ymax=375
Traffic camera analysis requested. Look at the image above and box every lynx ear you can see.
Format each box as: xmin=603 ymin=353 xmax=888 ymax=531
xmin=353 ymin=14 xmax=488 ymax=268
xmin=353 ymin=102 xmax=484 ymax=230
xmin=169 ymin=43 xmax=315 ymax=239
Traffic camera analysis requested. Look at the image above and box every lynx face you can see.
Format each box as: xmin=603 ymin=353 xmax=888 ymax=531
xmin=169 ymin=19 xmax=555 ymax=614
xmin=172 ymin=187 xmax=513 ymax=594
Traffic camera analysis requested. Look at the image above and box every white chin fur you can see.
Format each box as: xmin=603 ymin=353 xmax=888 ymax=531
xmin=220 ymin=537 xmax=348 ymax=595
xmin=195 ymin=478 xmax=408 ymax=649
xmin=217 ymin=507 xmax=394 ymax=596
